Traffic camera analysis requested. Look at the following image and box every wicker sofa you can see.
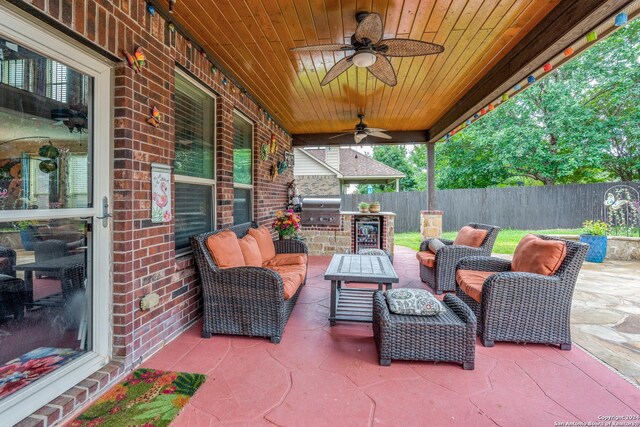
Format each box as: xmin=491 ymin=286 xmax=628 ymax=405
xmin=418 ymin=223 xmax=500 ymax=294
xmin=192 ymin=222 xmax=308 ymax=344
xmin=455 ymin=235 xmax=588 ymax=349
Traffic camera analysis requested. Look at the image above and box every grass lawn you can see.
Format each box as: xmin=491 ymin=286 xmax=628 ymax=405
xmin=395 ymin=228 xmax=581 ymax=255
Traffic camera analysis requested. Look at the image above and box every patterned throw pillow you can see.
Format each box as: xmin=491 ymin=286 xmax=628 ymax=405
xmin=385 ymin=288 xmax=445 ymax=316
xmin=358 ymin=248 xmax=387 ymax=256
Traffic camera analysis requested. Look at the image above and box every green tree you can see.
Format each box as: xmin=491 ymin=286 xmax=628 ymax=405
xmin=578 ymin=19 xmax=640 ymax=181
xmin=435 ymin=17 xmax=640 ymax=188
xmin=356 ymin=146 xmax=419 ymax=193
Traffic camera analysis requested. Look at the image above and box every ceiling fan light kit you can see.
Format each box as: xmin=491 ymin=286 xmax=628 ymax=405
xmin=291 ymin=12 xmax=444 ymax=87
xmin=352 ymin=51 xmax=377 ymax=67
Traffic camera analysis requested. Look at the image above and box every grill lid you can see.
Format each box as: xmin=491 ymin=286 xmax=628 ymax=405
xmin=302 ymin=197 xmax=341 ymax=210
xmin=301 ymin=197 xmax=341 ymax=226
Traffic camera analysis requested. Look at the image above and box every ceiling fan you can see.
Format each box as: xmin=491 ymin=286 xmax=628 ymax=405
xmin=291 ymin=12 xmax=444 ymax=87
xmin=330 ymin=114 xmax=391 ymax=143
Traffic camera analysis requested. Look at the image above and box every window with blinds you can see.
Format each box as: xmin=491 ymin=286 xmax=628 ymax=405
xmin=232 ymin=113 xmax=253 ymax=225
xmin=174 ymin=72 xmax=216 ymax=254
xmin=233 ymin=114 xmax=252 ymax=185
xmin=175 ymin=182 xmax=213 ymax=252
xmin=67 ymin=155 xmax=88 ymax=207
xmin=175 ymin=74 xmax=215 ymax=180
xmin=46 ymin=60 xmax=67 ymax=102
xmin=0 ymin=59 xmax=27 ymax=89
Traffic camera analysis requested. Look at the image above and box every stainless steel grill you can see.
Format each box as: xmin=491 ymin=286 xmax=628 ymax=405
xmin=301 ymin=197 xmax=341 ymax=226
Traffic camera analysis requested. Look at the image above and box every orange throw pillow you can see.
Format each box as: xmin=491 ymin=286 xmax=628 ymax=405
xmin=453 ymin=226 xmax=488 ymax=247
xmin=247 ymin=225 xmax=276 ymax=263
xmin=205 ymin=231 xmax=245 ymax=269
xmin=264 ymin=253 xmax=307 ymax=267
xmin=238 ymin=235 xmax=262 ymax=267
xmin=511 ymin=234 xmax=567 ymax=276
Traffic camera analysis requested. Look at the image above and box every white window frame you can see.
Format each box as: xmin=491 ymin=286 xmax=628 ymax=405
xmin=0 ymin=4 xmax=113 ymax=425
xmin=174 ymin=70 xmax=217 ymax=256
xmin=232 ymin=111 xmax=254 ymax=224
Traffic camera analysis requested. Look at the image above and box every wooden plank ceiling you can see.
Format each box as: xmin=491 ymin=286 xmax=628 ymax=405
xmin=172 ymin=0 xmax=560 ymax=135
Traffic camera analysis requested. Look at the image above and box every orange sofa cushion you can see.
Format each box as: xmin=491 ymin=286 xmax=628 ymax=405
xmin=453 ymin=226 xmax=488 ymax=247
xmin=247 ymin=226 xmax=276 ymax=263
xmin=206 ymin=231 xmax=245 ymax=269
xmin=268 ymin=264 xmax=306 ymax=281
xmin=511 ymin=234 xmax=567 ymax=276
xmin=264 ymin=253 xmax=307 ymax=267
xmin=265 ymin=264 xmax=306 ymax=300
xmin=456 ymin=270 xmax=497 ymax=303
xmin=279 ymin=272 xmax=303 ymax=300
xmin=416 ymin=251 xmax=436 ymax=268
xmin=238 ymin=235 xmax=262 ymax=267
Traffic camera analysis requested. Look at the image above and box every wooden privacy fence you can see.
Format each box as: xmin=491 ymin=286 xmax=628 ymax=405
xmin=339 ymin=181 xmax=639 ymax=233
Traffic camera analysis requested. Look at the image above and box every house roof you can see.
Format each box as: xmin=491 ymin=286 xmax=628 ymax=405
xmin=304 ymin=148 xmax=405 ymax=179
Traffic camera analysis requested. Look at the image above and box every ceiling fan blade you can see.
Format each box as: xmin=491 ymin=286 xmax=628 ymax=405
xmin=328 ymin=132 xmax=353 ymax=139
xmin=321 ymin=56 xmax=354 ymax=86
xmin=291 ymin=43 xmax=354 ymax=52
xmin=367 ymin=54 xmax=397 ymax=86
xmin=354 ymin=133 xmax=368 ymax=143
xmin=364 ymin=127 xmax=387 ymax=132
xmin=355 ymin=13 xmax=384 ymax=44
xmin=367 ymin=131 xmax=392 ymax=139
xmin=380 ymin=39 xmax=445 ymax=57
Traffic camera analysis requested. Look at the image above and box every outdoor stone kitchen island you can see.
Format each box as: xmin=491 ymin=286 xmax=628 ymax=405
xmin=297 ymin=212 xmax=395 ymax=256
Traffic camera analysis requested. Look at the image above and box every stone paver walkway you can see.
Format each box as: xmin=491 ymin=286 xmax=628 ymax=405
xmin=493 ymin=253 xmax=640 ymax=386
xmin=572 ymin=259 xmax=640 ymax=386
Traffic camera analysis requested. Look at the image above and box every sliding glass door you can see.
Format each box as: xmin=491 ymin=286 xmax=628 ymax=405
xmin=0 ymin=4 xmax=112 ymax=424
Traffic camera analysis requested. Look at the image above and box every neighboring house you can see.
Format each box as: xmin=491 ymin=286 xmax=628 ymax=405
xmin=294 ymin=147 xmax=405 ymax=196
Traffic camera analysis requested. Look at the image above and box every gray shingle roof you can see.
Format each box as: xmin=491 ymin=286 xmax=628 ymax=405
xmin=304 ymin=148 xmax=405 ymax=178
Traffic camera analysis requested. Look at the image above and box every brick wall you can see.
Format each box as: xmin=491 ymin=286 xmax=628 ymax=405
xmin=295 ymin=175 xmax=341 ymax=196
xmin=11 ymin=0 xmax=292 ymax=374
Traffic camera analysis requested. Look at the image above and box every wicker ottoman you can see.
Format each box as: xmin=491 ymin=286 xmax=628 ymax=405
xmin=372 ymin=292 xmax=476 ymax=369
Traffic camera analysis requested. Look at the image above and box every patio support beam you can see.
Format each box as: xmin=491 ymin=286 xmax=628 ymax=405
xmin=426 ymin=142 xmax=436 ymax=210
xmin=428 ymin=0 xmax=633 ymax=142
xmin=292 ymin=130 xmax=429 ymax=147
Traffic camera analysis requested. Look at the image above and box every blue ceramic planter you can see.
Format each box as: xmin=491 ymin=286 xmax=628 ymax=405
xmin=20 ymin=230 xmax=35 ymax=251
xmin=579 ymin=234 xmax=607 ymax=263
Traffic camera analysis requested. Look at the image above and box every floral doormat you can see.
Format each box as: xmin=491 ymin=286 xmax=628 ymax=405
xmin=0 ymin=347 xmax=82 ymax=398
xmin=71 ymin=368 xmax=206 ymax=427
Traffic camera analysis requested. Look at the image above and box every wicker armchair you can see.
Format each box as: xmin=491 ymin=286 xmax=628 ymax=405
xmin=0 ymin=246 xmax=27 ymax=320
xmin=455 ymin=235 xmax=588 ymax=349
xmin=419 ymin=223 xmax=500 ymax=294
xmin=191 ymin=222 xmax=308 ymax=344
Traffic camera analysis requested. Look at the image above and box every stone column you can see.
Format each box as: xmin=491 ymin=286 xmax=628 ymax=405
xmin=420 ymin=210 xmax=443 ymax=240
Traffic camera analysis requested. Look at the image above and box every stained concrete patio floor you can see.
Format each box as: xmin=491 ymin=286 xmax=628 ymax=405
xmin=144 ymin=247 xmax=640 ymax=426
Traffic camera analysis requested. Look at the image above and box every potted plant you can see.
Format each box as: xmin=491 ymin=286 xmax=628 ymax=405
xmin=14 ymin=220 xmax=38 ymax=251
xmin=272 ymin=209 xmax=301 ymax=239
xmin=369 ymin=201 xmax=381 ymax=213
xmin=579 ymin=220 xmax=609 ymax=263
xmin=358 ymin=202 xmax=370 ymax=213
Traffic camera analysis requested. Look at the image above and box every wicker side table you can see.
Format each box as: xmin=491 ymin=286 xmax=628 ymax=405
xmin=372 ymin=292 xmax=476 ymax=370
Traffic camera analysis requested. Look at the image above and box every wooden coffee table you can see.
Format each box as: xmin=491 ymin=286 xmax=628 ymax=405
xmin=324 ymin=254 xmax=399 ymax=325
